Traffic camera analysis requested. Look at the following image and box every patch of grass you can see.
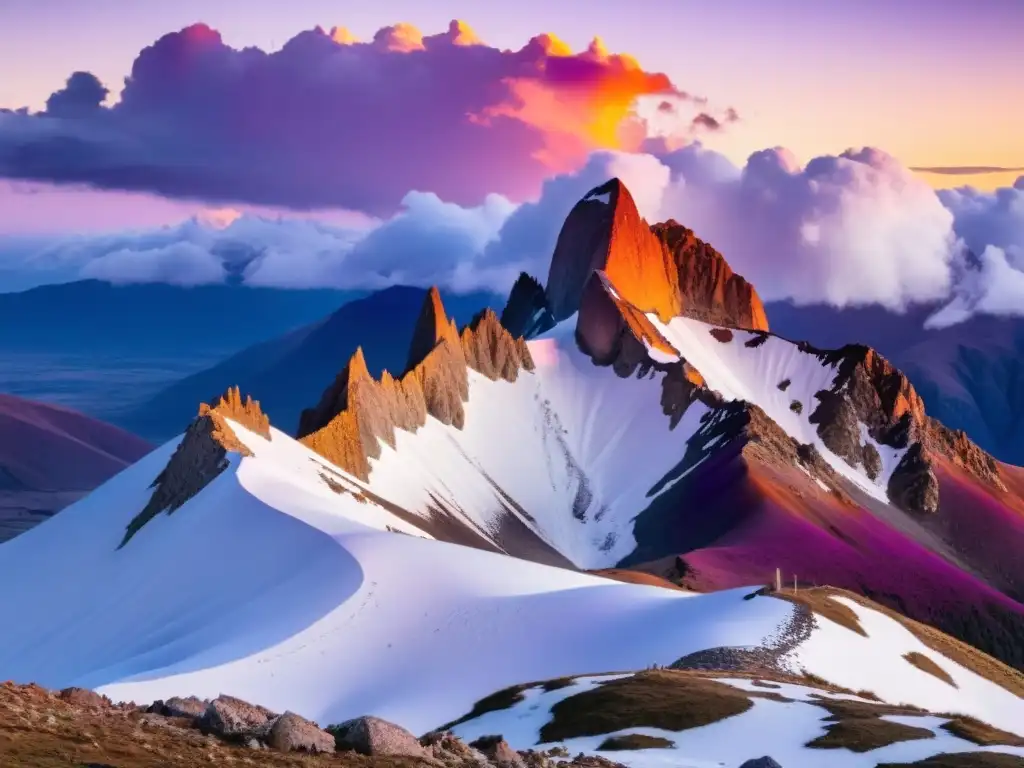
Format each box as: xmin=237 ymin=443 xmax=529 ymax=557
xmin=539 ymin=670 xmax=754 ymax=743
xmin=801 ymin=671 xmax=831 ymax=688
xmin=750 ymin=680 xmax=781 ymax=689
xmin=807 ymin=694 xmax=927 ymax=719
xmin=597 ymin=734 xmax=675 ymax=751
xmin=903 ymin=652 xmax=957 ymax=687
xmin=789 ymin=400 xmax=803 ymax=414
xmin=856 ymin=689 xmax=882 ymax=701
xmin=877 ymin=755 xmax=1024 ymax=767
xmin=804 ymin=694 xmax=939 ymax=753
xmin=807 ymin=718 xmax=934 ymax=753
xmin=439 ymin=683 xmax=529 ymax=730
xmin=773 ymin=588 xmax=868 ymax=636
xmin=940 ymin=716 xmax=1024 ymax=747
xmin=541 ymin=677 xmax=576 ymax=692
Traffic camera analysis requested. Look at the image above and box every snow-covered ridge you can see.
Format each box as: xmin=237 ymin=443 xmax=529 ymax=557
xmin=643 ymin=313 xmax=908 ymax=502
xmin=0 ymin=417 xmax=790 ymax=733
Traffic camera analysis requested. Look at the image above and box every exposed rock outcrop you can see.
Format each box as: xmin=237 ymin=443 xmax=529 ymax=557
xmin=501 ymin=272 xmax=555 ymax=339
xmin=652 ymin=220 xmax=769 ymax=332
xmin=461 ymin=309 xmax=536 ymax=381
xmin=59 ymin=687 xmax=109 ymax=709
xmin=546 ymin=178 xmax=769 ymax=332
xmin=266 ymin=711 xmax=335 ymax=753
xmin=299 ymin=288 xmax=534 ymax=481
xmin=547 ymin=178 xmax=679 ymax=323
xmin=329 ymin=715 xmax=428 ymax=758
xmin=149 ymin=696 xmax=208 ymax=720
xmin=810 ymin=344 xmax=1003 ymax=514
xmin=119 ymin=388 xmax=270 ymax=548
xmin=199 ymin=695 xmax=278 ymax=741
xmin=888 ymin=444 xmax=941 ymax=515
xmin=576 ymin=270 xmax=676 ymax=376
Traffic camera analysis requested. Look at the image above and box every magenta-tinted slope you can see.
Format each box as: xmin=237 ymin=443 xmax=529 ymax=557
xmin=626 ymin=443 xmax=1024 ymax=670
xmin=0 ymin=394 xmax=151 ymax=491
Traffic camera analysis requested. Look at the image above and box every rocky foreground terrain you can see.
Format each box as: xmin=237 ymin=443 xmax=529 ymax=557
xmin=0 ymin=680 xmax=635 ymax=768
xmin=3 ymin=669 xmax=1023 ymax=768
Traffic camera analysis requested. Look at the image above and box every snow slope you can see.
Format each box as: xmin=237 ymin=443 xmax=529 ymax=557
xmin=452 ymin=674 xmax=1024 ymax=768
xmin=0 ymin=419 xmax=789 ymax=735
xmin=647 ymin=314 xmax=907 ymax=500
xmin=362 ymin=317 xmax=708 ymax=568
xmin=1 ymin=388 xmax=1020 ymax=747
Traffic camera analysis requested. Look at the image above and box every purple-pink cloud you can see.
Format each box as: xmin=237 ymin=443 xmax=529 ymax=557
xmin=0 ymin=21 xmax=734 ymax=215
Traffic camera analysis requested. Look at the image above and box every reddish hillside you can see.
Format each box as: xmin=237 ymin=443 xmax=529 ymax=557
xmin=0 ymin=394 xmax=151 ymax=541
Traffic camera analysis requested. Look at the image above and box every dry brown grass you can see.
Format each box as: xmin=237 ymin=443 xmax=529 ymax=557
xmin=587 ymin=569 xmax=688 ymax=591
xmin=596 ymin=734 xmax=675 ymax=751
xmin=438 ymin=684 xmax=529 ymax=730
xmin=772 ymin=587 xmax=867 ymax=636
xmin=538 ymin=670 xmax=757 ymax=743
xmin=824 ymin=588 xmax=1024 ymax=699
xmin=806 ymin=694 xmax=927 ymax=720
xmin=806 ymin=717 xmax=934 ymax=753
xmin=803 ymin=694 xmax=939 ymax=754
xmin=940 ymin=716 xmax=1024 ymax=747
xmin=540 ymin=678 xmax=576 ymax=692
xmin=903 ymin=652 xmax=957 ymax=687
xmin=877 ymin=755 xmax=1024 ymax=767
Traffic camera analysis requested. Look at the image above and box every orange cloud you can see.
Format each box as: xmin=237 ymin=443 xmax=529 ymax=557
xmin=477 ymin=35 xmax=682 ymax=171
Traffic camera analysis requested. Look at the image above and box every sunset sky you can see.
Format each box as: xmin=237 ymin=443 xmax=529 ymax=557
xmin=0 ymin=0 xmax=1021 ymax=318
xmin=2 ymin=0 xmax=1021 ymax=186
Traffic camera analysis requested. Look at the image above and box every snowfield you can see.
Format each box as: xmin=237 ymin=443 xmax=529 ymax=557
xmin=0 ymin=414 xmax=1020 ymax=744
xmin=364 ymin=316 xmax=708 ymax=569
xmin=0 ymin=419 xmax=790 ymax=734
xmin=452 ymin=674 xmax=1024 ymax=768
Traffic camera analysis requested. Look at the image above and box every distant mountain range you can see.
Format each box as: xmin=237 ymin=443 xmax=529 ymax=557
xmin=0 ymin=279 xmax=361 ymax=355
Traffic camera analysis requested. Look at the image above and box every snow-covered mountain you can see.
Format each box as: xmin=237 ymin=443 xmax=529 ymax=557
xmin=1 ymin=176 xmax=1022 ymax=765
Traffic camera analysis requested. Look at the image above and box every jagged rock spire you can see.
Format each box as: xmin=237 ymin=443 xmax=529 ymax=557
xmin=406 ymin=287 xmax=459 ymax=373
xmin=544 ymin=177 xmax=769 ymax=332
xmin=298 ymin=290 xmax=535 ymax=481
xmin=501 ymin=272 xmax=555 ymax=340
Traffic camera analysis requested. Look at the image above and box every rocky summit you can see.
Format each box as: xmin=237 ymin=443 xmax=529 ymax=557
xmin=544 ymin=177 xmax=768 ymax=332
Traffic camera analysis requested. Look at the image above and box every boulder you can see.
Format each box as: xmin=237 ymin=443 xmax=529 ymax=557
xmin=266 ymin=711 xmax=335 ymax=754
xmin=152 ymin=695 xmax=208 ymax=720
xmin=329 ymin=715 xmax=428 ymax=758
xmin=199 ymin=695 xmax=277 ymax=740
xmin=58 ymin=687 xmax=108 ymax=709
xmin=471 ymin=734 xmax=526 ymax=767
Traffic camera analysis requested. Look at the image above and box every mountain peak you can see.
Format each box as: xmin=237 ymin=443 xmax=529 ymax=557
xmin=547 ymin=177 xmax=679 ymax=323
xmin=210 ymin=385 xmax=271 ymax=440
xmin=546 ymin=177 xmax=770 ymax=334
xmin=120 ymin=387 xmax=271 ymax=547
xmin=298 ymin=292 xmax=534 ymax=481
xmin=406 ymin=286 xmax=458 ymax=373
